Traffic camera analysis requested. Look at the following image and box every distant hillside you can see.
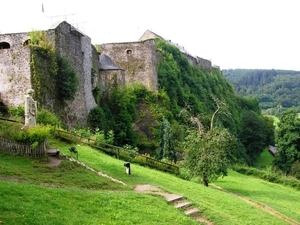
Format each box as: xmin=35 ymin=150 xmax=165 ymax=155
xmin=222 ymin=69 xmax=300 ymax=115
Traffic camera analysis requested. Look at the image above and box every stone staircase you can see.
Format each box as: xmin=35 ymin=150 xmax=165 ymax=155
xmin=134 ymin=184 xmax=212 ymax=224
xmin=166 ymin=194 xmax=207 ymax=223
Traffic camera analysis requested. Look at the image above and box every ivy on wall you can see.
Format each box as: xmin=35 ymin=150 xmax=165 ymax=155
xmin=56 ymin=56 xmax=78 ymax=101
xmin=28 ymin=31 xmax=57 ymax=105
xmin=28 ymin=30 xmax=78 ymax=106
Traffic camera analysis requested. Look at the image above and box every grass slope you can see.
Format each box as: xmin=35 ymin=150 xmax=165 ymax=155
xmin=0 ymin=139 xmax=299 ymax=224
xmin=253 ymin=148 xmax=275 ymax=169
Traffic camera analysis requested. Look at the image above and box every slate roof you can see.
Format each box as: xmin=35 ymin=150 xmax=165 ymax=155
xmin=99 ymin=53 xmax=123 ymax=70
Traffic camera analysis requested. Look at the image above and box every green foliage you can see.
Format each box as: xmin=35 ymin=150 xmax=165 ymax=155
xmin=37 ymin=108 xmax=60 ymax=127
xmin=233 ymin=164 xmax=300 ymax=190
xmin=71 ymin=127 xmax=91 ymax=138
xmin=29 ymin=31 xmax=57 ymax=105
xmin=182 ymin=127 xmax=238 ymax=186
xmin=92 ymin=86 xmax=101 ymax=105
xmin=91 ymin=128 xmax=114 ymax=146
xmin=274 ymin=109 xmax=300 ymax=173
xmin=290 ymin=161 xmax=300 ymax=179
xmin=158 ymin=117 xmax=177 ymax=163
xmin=28 ymin=30 xmax=55 ymax=51
xmin=56 ymin=56 xmax=78 ymax=101
xmin=156 ymin=38 xmax=260 ymax=138
xmin=9 ymin=125 xmax=51 ymax=144
xmin=70 ymin=127 xmax=114 ymax=146
xmin=8 ymin=106 xmax=24 ymax=120
xmin=122 ymin=144 xmax=139 ymax=153
xmin=88 ymin=84 xmax=172 ymax=150
xmin=223 ymin=69 xmax=300 ymax=115
xmin=239 ymin=111 xmax=269 ymax=165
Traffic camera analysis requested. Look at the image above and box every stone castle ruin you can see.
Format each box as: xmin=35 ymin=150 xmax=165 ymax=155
xmin=0 ymin=21 xmax=216 ymax=128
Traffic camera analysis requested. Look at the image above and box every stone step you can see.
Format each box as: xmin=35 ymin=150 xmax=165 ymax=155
xmin=174 ymin=201 xmax=191 ymax=209
xmin=185 ymin=207 xmax=199 ymax=216
xmin=165 ymin=194 xmax=183 ymax=202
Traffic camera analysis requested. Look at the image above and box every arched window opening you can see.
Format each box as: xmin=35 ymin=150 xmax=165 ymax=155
xmin=126 ymin=49 xmax=132 ymax=54
xmin=0 ymin=42 xmax=10 ymax=49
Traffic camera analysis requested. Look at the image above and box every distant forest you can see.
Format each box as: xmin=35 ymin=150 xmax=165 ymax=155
xmin=222 ymin=69 xmax=300 ymax=115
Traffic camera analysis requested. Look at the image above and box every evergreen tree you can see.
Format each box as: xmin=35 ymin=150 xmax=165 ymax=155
xmin=158 ymin=118 xmax=177 ymax=163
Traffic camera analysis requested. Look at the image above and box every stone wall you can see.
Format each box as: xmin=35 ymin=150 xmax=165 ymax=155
xmin=184 ymin=53 xmax=212 ymax=71
xmin=139 ymin=30 xmax=214 ymax=71
xmin=50 ymin=21 xmax=96 ymax=128
xmin=101 ymin=39 xmax=160 ymax=92
xmin=0 ymin=22 xmax=96 ymax=128
xmin=0 ymin=33 xmax=31 ymax=107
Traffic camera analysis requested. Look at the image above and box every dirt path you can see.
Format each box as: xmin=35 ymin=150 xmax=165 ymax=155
xmin=47 ymin=156 xmax=62 ymax=167
xmin=211 ymin=184 xmax=300 ymax=225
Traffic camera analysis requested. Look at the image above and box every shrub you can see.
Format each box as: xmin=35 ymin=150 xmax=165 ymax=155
xmin=9 ymin=106 xmax=24 ymax=120
xmin=37 ymin=108 xmax=60 ymax=127
xmin=56 ymin=56 xmax=78 ymax=101
xmin=233 ymin=164 xmax=300 ymax=190
xmin=290 ymin=161 xmax=300 ymax=179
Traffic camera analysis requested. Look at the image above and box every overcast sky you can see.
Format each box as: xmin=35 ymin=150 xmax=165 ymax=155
xmin=1 ymin=0 xmax=300 ymax=70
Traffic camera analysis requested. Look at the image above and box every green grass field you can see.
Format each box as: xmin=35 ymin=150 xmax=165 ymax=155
xmin=253 ymin=148 xmax=275 ymax=169
xmin=1 ymin=137 xmax=299 ymax=225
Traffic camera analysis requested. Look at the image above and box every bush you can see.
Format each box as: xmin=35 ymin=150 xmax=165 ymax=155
xmin=37 ymin=108 xmax=60 ymax=127
xmin=290 ymin=161 xmax=300 ymax=179
xmin=9 ymin=106 xmax=24 ymax=120
xmin=0 ymin=121 xmax=53 ymax=154
xmin=233 ymin=164 xmax=300 ymax=190
xmin=56 ymin=56 xmax=78 ymax=101
xmin=4 ymin=124 xmax=52 ymax=148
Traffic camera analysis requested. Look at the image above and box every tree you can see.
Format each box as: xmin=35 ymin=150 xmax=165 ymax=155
xmin=158 ymin=117 xmax=177 ymax=163
xmin=183 ymin=127 xmax=237 ymax=186
xmin=181 ymin=100 xmax=237 ymax=187
xmin=274 ymin=109 xmax=300 ymax=173
xmin=239 ymin=111 xmax=267 ymax=165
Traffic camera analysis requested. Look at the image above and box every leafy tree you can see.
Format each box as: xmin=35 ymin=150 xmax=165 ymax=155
xmin=183 ymin=127 xmax=237 ymax=186
xmin=239 ymin=111 xmax=267 ymax=165
xmin=158 ymin=117 xmax=177 ymax=163
xmin=181 ymin=102 xmax=237 ymax=187
xmin=261 ymin=115 xmax=275 ymax=146
xmin=274 ymin=109 xmax=300 ymax=173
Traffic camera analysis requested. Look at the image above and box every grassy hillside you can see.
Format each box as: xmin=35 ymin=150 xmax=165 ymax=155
xmin=1 ymin=139 xmax=299 ymax=225
xmin=253 ymin=148 xmax=275 ymax=169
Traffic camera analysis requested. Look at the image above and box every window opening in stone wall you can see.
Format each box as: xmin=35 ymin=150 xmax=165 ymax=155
xmin=0 ymin=42 xmax=10 ymax=49
xmin=126 ymin=49 xmax=132 ymax=54
xmin=23 ymin=39 xmax=30 ymax=46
